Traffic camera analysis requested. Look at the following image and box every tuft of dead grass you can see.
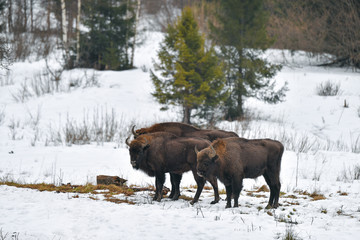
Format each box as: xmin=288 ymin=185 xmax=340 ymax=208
xmin=337 ymin=191 xmax=348 ymax=196
xmin=218 ymin=188 xmax=226 ymax=195
xmin=104 ymin=195 xmax=136 ymax=205
xmin=310 ymin=192 xmax=326 ymax=201
xmin=178 ymin=195 xmax=194 ymax=201
xmin=256 ymin=185 xmax=270 ymax=192
xmin=0 ymin=181 xmax=176 ymax=206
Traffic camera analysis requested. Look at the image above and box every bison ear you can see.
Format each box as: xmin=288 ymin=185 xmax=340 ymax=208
xmin=211 ymin=155 xmax=218 ymax=162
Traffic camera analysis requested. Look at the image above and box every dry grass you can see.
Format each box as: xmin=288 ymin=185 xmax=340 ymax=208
xmin=0 ymin=181 xmax=166 ymax=206
xmin=0 ymin=181 xmax=136 ymax=196
xmin=246 ymin=192 xmax=267 ymax=198
xmin=294 ymin=190 xmax=310 ymax=196
xmin=256 ymin=185 xmax=270 ymax=192
xmin=283 ymin=201 xmax=300 ymax=206
xmin=293 ymin=189 xmax=326 ymax=201
xmin=337 ymin=191 xmax=348 ymax=196
xmin=284 ymin=195 xmax=299 ymax=199
xmin=310 ymin=192 xmax=326 ymax=201
xmin=182 ymin=184 xmax=198 ymax=189
xmin=218 ymin=188 xmax=226 ymax=195
xmin=104 ymin=195 xmax=136 ymax=205
xmin=178 ymin=195 xmax=194 ymax=201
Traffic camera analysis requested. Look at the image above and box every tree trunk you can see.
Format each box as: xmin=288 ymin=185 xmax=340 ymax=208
xmin=75 ymin=0 xmax=81 ymax=66
xmin=30 ymin=0 xmax=33 ymax=32
xmin=61 ymin=0 xmax=69 ymax=64
xmin=182 ymin=105 xmax=192 ymax=124
xmin=61 ymin=0 xmax=67 ymax=45
xmin=23 ymin=0 xmax=27 ymax=32
xmin=47 ymin=1 xmax=51 ymax=32
xmin=130 ymin=0 xmax=141 ymax=68
xmin=236 ymin=91 xmax=244 ymax=118
xmin=124 ymin=0 xmax=130 ymax=67
xmin=8 ymin=0 xmax=12 ymax=32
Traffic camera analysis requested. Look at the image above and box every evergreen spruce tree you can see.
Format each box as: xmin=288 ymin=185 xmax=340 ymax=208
xmin=211 ymin=0 xmax=287 ymax=120
xmin=151 ymin=7 xmax=226 ymax=125
xmin=79 ymin=0 xmax=135 ymax=70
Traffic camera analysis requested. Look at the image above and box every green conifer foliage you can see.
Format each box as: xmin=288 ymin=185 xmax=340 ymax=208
xmin=79 ymin=0 xmax=135 ymax=70
xmin=151 ymin=7 xmax=226 ymax=124
xmin=211 ymin=0 xmax=287 ymax=120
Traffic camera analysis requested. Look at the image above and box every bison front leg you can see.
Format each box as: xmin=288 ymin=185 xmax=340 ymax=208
xmin=208 ymin=176 xmax=220 ymax=204
xmin=190 ymin=173 xmax=206 ymax=205
xmin=225 ymin=185 xmax=233 ymax=208
xmin=154 ymin=173 xmax=165 ymax=202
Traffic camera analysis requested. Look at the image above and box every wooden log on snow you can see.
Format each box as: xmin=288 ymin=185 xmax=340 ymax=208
xmin=96 ymin=175 xmax=127 ymax=186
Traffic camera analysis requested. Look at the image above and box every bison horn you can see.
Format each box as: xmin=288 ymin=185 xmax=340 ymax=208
xmin=125 ymin=136 xmax=131 ymax=146
xmin=131 ymin=125 xmax=139 ymax=137
xmin=209 ymin=144 xmax=217 ymax=158
xmin=194 ymin=145 xmax=199 ymax=154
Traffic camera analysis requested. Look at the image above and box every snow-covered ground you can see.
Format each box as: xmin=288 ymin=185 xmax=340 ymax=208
xmin=0 ymin=31 xmax=360 ymax=239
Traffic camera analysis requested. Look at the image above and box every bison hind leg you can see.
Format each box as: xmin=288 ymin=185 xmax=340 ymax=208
xmin=169 ymin=173 xmax=182 ymax=200
xmin=263 ymin=171 xmax=281 ymax=209
xmin=154 ymin=173 xmax=166 ymax=202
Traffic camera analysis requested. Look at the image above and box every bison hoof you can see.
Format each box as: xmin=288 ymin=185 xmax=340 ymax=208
xmin=210 ymin=200 xmax=219 ymax=204
xmin=225 ymin=204 xmax=231 ymax=208
xmin=153 ymin=196 xmax=161 ymax=202
xmin=265 ymin=203 xmax=279 ymax=209
xmin=172 ymin=194 xmax=180 ymax=201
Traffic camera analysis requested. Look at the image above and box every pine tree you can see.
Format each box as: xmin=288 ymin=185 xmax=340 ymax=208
xmin=211 ymin=0 xmax=287 ymax=120
xmin=79 ymin=0 xmax=136 ymax=70
xmin=151 ymin=7 xmax=226 ymax=124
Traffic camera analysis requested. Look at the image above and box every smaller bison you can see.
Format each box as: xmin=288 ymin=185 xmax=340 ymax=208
xmin=126 ymin=132 xmax=220 ymax=204
xmin=196 ymin=137 xmax=284 ymax=209
xmin=132 ymin=122 xmax=238 ymax=141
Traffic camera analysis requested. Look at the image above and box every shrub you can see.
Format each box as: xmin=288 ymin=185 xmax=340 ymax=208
xmin=316 ymin=80 xmax=342 ymax=96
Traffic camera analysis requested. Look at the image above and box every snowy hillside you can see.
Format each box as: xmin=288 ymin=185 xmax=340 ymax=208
xmin=0 ymin=31 xmax=360 ymax=240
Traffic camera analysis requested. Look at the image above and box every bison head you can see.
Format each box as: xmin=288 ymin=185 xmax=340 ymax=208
xmin=125 ymin=136 xmax=150 ymax=169
xmin=195 ymin=144 xmax=218 ymax=178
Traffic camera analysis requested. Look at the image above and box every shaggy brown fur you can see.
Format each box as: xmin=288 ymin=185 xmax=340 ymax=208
xmin=126 ymin=132 xmax=220 ymax=204
xmin=133 ymin=122 xmax=238 ymax=141
xmin=196 ymin=137 xmax=284 ymax=209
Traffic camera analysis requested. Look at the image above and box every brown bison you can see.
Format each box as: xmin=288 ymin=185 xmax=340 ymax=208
xmin=132 ymin=122 xmax=238 ymax=141
xmin=196 ymin=137 xmax=284 ymax=209
xmin=126 ymin=132 xmax=220 ymax=204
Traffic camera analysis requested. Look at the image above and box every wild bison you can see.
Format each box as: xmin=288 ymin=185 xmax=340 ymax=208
xmin=126 ymin=132 xmax=220 ymax=204
xmin=196 ymin=137 xmax=284 ymax=209
xmin=132 ymin=122 xmax=238 ymax=141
